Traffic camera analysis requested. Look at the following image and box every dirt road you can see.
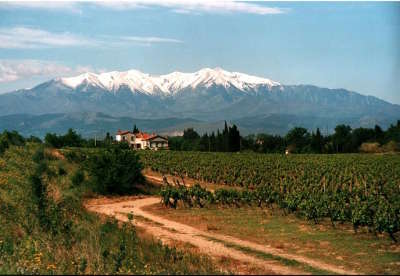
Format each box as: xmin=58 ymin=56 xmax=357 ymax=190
xmin=86 ymin=196 xmax=359 ymax=275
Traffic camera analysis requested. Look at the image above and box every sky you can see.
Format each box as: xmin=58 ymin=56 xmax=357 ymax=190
xmin=0 ymin=1 xmax=399 ymax=104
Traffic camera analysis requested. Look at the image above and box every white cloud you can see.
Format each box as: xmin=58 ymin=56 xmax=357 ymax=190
xmin=0 ymin=26 xmax=183 ymax=49
xmin=3 ymin=1 xmax=286 ymax=15
xmin=0 ymin=27 xmax=96 ymax=49
xmin=0 ymin=60 xmax=97 ymax=83
xmin=120 ymin=36 xmax=183 ymax=44
xmin=99 ymin=0 xmax=286 ymax=15
xmin=0 ymin=1 xmax=82 ymax=13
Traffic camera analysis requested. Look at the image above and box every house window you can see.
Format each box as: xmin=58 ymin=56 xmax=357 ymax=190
xmin=131 ymin=137 xmax=134 ymax=141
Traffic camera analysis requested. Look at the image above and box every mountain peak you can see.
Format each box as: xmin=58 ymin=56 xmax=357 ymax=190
xmin=56 ymin=68 xmax=280 ymax=94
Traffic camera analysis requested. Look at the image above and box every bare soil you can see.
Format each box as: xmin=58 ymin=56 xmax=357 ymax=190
xmin=85 ymin=196 xmax=359 ymax=275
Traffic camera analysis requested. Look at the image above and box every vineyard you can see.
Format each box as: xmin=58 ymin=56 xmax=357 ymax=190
xmin=139 ymin=151 xmax=400 ymax=241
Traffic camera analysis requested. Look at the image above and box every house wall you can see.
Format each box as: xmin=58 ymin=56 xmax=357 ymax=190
xmin=149 ymin=137 xmax=168 ymax=149
xmin=118 ymin=133 xmax=136 ymax=146
xmin=116 ymin=132 xmax=168 ymax=150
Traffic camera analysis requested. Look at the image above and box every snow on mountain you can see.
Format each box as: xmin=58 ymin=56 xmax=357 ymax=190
xmin=57 ymin=67 xmax=280 ymax=94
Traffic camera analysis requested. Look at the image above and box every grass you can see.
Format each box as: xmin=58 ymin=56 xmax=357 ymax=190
xmin=144 ymin=203 xmax=400 ymax=275
xmin=0 ymin=144 xmax=222 ymax=274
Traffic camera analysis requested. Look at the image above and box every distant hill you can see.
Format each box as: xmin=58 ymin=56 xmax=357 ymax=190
xmin=0 ymin=113 xmax=200 ymax=138
xmin=1 ymin=112 xmax=398 ymax=139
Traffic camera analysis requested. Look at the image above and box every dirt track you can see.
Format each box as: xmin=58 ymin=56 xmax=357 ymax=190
xmin=86 ymin=196 xmax=359 ymax=275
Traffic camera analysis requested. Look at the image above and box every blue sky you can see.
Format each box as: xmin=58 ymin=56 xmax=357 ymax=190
xmin=0 ymin=1 xmax=399 ymax=104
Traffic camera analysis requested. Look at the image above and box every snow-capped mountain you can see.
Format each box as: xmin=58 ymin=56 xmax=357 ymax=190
xmin=0 ymin=67 xmax=399 ymax=132
xmin=57 ymin=67 xmax=280 ymax=95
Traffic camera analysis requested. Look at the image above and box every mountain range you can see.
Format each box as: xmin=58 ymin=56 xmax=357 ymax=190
xmin=0 ymin=67 xmax=399 ymax=136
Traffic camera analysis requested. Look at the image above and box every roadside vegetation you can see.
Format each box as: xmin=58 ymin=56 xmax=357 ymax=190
xmin=0 ymin=140 xmax=220 ymax=274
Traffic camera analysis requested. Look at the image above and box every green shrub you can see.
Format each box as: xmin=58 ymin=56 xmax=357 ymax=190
xmin=1 ymin=130 xmax=25 ymax=146
xmin=27 ymin=135 xmax=42 ymax=143
xmin=71 ymin=169 xmax=85 ymax=186
xmin=58 ymin=166 xmax=67 ymax=176
xmin=45 ymin=129 xmax=83 ymax=148
xmin=65 ymin=150 xmax=87 ymax=163
xmin=85 ymin=147 xmax=144 ymax=195
xmin=0 ymin=136 xmax=9 ymax=155
xmin=32 ymin=147 xmax=45 ymax=163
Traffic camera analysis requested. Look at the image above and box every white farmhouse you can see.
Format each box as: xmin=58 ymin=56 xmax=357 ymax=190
xmin=116 ymin=130 xmax=168 ymax=150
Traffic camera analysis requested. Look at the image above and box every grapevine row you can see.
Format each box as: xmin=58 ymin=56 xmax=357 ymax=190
xmin=141 ymin=151 xmax=400 ymax=241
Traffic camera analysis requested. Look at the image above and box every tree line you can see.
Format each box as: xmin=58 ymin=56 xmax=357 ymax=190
xmin=1 ymin=119 xmax=399 ymax=154
xmin=169 ymin=120 xmax=400 ymax=153
xmin=169 ymin=122 xmax=241 ymax=152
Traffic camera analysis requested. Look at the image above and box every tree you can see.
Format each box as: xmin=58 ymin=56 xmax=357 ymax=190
xmin=374 ymin=125 xmax=384 ymax=143
xmin=85 ymin=146 xmax=144 ymax=194
xmin=168 ymin=136 xmax=184 ymax=150
xmin=183 ymin=128 xmax=200 ymax=141
xmin=216 ymin=130 xmax=224 ymax=152
xmin=45 ymin=133 xmax=63 ymax=148
xmin=199 ymin=133 xmax=210 ymax=151
xmin=256 ymin=134 xmax=286 ymax=153
xmin=63 ymin=129 xmax=83 ymax=147
xmin=27 ymin=136 xmax=42 ymax=144
xmin=332 ymin=125 xmax=352 ymax=153
xmin=132 ymin=124 xmax=139 ymax=134
xmin=209 ymin=132 xmax=217 ymax=152
xmin=1 ymin=130 xmax=25 ymax=146
xmin=351 ymin=127 xmax=375 ymax=152
xmin=222 ymin=121 xmax=229 ymax=152
xmin=228 ymin=124 xmax=241 ymax=152
xmin=285 ymin=127 xmax=310 ymax=153
xmin=104 ymin=132 xmax=112 ymax=145
xmin=311 ymin=128 xmax=324 ymax=153
xmin=385 ymin=121 xmax=400 ymax=143
xmin=241 ymin=134 xmax=256 ymax=152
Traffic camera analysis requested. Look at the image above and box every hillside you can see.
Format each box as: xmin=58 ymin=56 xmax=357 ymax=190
xmin=1 ymin=112 xmax=399 ymax=139
xmin=0 ymin=144 xmax=219 ymax=274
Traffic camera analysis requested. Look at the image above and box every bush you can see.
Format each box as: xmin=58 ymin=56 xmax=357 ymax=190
xmin=359 ymin=142 xmax=382 ymax=153
xmin=0 ymin=136 xmax=9 ymax=156
xmin=58 ymin=166 xmax=67 ymax=176
xmin=45 ymin=133 xmax=64 ymax=148
xmin=71 ymin=169 xmax=85 ymax=186
xmin=1 ymin=130 xmax=25 ymax=147
xmin=85 ymin=147 xmax=144 ymax=195
xmin=45 ymin=129 xmax=83 ymax=148
xmin=32 ymin=147 xmax=46 ymax=163
xmin=381 ymin=141 xmax=399 ymax=152
xmin=27 ymin=135 xmax=42 ymax=143
xmin=65 ymin=150 xmax=87 ymax=163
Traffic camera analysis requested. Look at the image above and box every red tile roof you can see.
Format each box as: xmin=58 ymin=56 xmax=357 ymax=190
xmin=135 ymin=132 xmax=154 ymax=140
xmin=116 ymin=131 xmax=167 ymax=141
xmin=145 ymin=134 xmax=168 ymax=141
xmin=117 ymin=130 xmax=131 ymax=135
